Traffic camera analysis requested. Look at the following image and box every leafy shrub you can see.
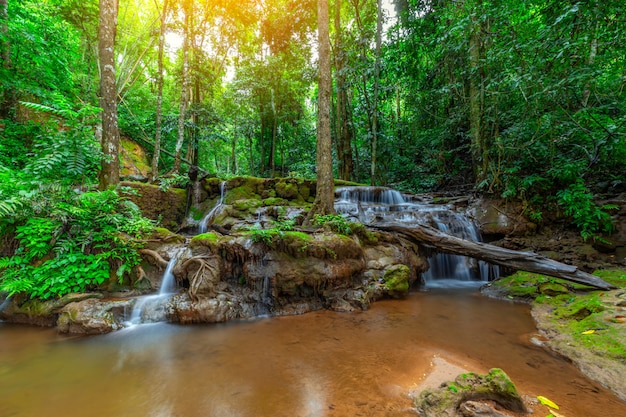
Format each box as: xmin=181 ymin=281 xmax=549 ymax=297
xmin=556 ymin=180 xmax=617 ymax=241
xmin=313 ymin=214 xmax=361 ymax=235
xmin=0 ymin=188 xmax=154 ymax=299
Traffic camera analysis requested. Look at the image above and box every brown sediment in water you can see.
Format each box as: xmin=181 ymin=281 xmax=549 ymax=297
xmin=1 ymin=290 xmax=625 ymax=417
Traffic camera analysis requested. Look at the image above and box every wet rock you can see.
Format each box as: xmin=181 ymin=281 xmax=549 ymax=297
xmin=0 ymin=293 xmax=103 ymax=327
xmin=383 ymin=264 xmax=410 ymax=298
xmin=413 ymin=368 xmax=527 ymax=417
xmin=459 ymin=400 xmax=511 ymax=417
xmin=57 ymin=298 xmax=132 ymax=334
xmin=167 ymin=293 xmax=239 ymax=324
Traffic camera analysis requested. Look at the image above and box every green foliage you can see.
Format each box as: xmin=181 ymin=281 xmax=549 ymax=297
xmin=158 ymin=174 xmax=190 ymax=192
xmin=556 ymin=181 xmax=617 ymax=240
xmin=19 ymin=98 xmax=102 ymax=184
xmin=0 ymin=187 xmax=154 ymax=299
xmin=246 ymin=218 xmax=296 ymax=245
xmin=313 ymin=214 xmax=362 ymax=236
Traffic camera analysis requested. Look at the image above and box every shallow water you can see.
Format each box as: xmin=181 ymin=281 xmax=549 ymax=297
xmin=1 ymin=288 xmax=624 ymax=417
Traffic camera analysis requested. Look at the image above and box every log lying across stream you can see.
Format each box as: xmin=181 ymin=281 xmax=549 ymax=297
xmin=374 ymin=223 xmax=616 ymax=290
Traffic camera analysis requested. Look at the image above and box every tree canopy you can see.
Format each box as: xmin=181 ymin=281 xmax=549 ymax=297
xmin=0 ymin=0 xmax=624 ymax=236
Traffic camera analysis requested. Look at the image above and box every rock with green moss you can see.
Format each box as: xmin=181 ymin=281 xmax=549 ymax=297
xmin=57 ymin=298 xmax=133 ymax=335
xmin=121 ymin=181 xmax=187 ymax=230
xmin=413 ymin=368 xmax=526 ymax=417
xmin=383 ymin=264 xmax=410 ymax=298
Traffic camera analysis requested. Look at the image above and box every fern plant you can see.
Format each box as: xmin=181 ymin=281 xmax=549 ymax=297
xmin=0 ymin=188 xmax=154 ymax=299
xmin=556 ymin=180 xmax=617 ymax=241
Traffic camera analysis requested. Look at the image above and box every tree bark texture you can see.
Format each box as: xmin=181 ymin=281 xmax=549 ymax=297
xmin=370 ymin=0 xmax=383 ymax=186
xmin=376 ymin=223 xmax=615 ymax=290
xmin=98 ymin=0 xmax=120 ymax=190
xmin=306 ymin=0 xmax=335 ymax=223
xmin=174 ymin=4 xmax=190 ymax=174
xmin=151 ymin=0 xmax=168 ymax=181
xmin=333 ymin=0 xmax=354 ymax=182
xmin=468 ymin=0 xmax=487 ymax=183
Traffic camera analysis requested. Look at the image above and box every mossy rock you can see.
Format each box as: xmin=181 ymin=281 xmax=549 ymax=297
xmin=120 ymin=182 xmax=187 ymax=231
xmin=414 ymin=368 xmax=526 ymax=417
xmin=190 ymin=232 xmax=222 ymax=253
xmin=262 ymin=197 xmax=288 ymax=206
xmin=150 ymin=227 xmax=186 ymax=243
xmin=383 ymin=264 xmax=410 ymax=298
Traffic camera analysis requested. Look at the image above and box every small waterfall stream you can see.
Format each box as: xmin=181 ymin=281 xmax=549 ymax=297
xmin=335 ymin=186 xmax=498 ymax=287
xmin=127 ymin=249 xmax=183 ymax=325
xmin=199 ymin=181 xmax=226 ymax=234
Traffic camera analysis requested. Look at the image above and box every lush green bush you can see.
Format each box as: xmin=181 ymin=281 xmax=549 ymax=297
xmin=0 ymin=186 xmax=154 ymax=299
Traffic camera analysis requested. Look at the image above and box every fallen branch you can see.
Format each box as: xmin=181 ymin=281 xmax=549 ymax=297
xmin=374 ymin=223 xmax=615 ymax=290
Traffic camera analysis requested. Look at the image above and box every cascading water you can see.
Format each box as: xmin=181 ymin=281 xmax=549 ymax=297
xmin=335 ymin=186 xmax=498 ymax=288
xmin=199 ymin=181 xmax=226 ymax=234
xmin=128 ymin=249 xmax=183 ymax=325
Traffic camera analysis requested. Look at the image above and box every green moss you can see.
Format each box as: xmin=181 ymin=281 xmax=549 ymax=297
xmin=189 ymin=206 xmax=205 ymax=221
xmin=232 ymin=199 xmax=261 ymax=213
xmin=414 ymin=368 xmax=526 ymax=416
xmin=150 ymin=228 xmax=185 ymax=243
xmin=591 ymin=269 xmax=626 ymax=288
xmin=383 ymin=264 xmax=410 ymax=298
xmin=263 ymin=197 xmax=288 ymax=206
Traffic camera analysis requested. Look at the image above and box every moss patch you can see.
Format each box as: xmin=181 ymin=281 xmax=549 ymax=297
xmin=383 ymin=264 xmax=410 ymax=298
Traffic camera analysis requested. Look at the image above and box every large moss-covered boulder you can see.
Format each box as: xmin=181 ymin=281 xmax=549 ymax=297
xmin=413 ymin=368 xmax=527 ymax=417
xmin=57 ymin=298 xmax=133 ymax=335
xmin=383 ymin=264 xmax=410 ymax=298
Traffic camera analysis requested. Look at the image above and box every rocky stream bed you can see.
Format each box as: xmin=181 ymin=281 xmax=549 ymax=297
xmin=1 ymin=177 xmax=625 ymax=416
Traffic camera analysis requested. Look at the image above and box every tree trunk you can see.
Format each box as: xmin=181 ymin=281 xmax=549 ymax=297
xmin=305 ymin=0 xmax=335 ymax=224
xmin=151 ymin=0 xmax=168 ymax=182
xmin=468 ymin=0 xmax=487 ymax=183
xmin=370 ymin=0 xmax=383 ymax=186
xmin=375 ymin=223 xmax=615 ymax=290
xmin=98 ymin=0 xmax=120 ymax=190
xmin=173 ymin=4 xmax=190 ymax=174
xmin=333 ymin=0 xmax=354 ymax=182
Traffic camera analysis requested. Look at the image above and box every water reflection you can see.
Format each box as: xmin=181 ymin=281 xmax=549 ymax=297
xmin=1 ymin=291 xmax=625 ymax=417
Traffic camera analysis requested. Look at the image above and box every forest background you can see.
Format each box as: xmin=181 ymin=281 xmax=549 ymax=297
xmin=0 ymin=0 xmax=624 ymax=299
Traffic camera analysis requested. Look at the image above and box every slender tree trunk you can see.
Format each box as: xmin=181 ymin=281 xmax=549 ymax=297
xmin=469 ymin=0 xmax=486 ymax=183
xmin=581 ymin=20 xmax=599 ymax=108
xmin=231 ymin=122 xmax=237 ymax=174
xmin=270 ymin=87 xmax=277 ymax=177
xmin=173 ymin=5 xmax=190 ymax=174
xmin=98 ymin=0 xmax=120 ymax=190
xmin=305 ymin=0 xmax=335 ymax=224
xmin=151 ymin=0 xmax=168 ymax=181
xmin=370 ymin=0 xmax=383 ymax=186
xmin=333 ymin=0 xmax=354 ymax=181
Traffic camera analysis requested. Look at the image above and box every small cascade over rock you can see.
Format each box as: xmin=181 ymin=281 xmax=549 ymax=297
xmin=335 ymin=186 xmax=498 ymax=287
xmin=199 ymin=181 xmax=226 ymax=234
xmin=128 ymin=248 xmax=184 ymax=325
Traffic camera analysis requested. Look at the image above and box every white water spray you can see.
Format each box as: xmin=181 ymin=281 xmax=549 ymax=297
xmin=199 ymin=181 xmax=226 ymax=234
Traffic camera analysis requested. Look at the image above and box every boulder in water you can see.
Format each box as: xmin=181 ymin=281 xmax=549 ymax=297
xmin=413 ymin=368 xmax=527 ymax=417
xmin=57 ymin=298 xmax=132 ymax=334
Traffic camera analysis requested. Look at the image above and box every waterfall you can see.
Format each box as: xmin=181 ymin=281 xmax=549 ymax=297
xmin=128 ymin=249 xmax=182 ymax=325
xmin=335 ymin=186 xmax=498 ymax=288
xmin=199 ymin=181 xmax=226 ymax=234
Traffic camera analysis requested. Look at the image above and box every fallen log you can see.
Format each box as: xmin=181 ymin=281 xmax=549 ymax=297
xmin=374 ymin=223 xmax=615 ymax=290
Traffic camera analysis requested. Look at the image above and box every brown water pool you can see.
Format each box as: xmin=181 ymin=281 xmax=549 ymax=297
xmin=1 ymin=289 xmax=624 ymax=417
